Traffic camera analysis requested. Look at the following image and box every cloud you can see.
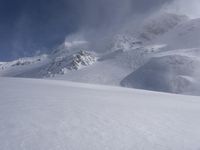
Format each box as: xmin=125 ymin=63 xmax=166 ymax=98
xmin=63 ymin=0 xmax=174 ymax=52
xmin=162 ymin=0 xmax=200 ymax=18
xmin=3 ymin=0 xmax=199 ymax=60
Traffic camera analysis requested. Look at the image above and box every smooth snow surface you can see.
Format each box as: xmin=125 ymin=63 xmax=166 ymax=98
xmin=121 ymin=50 xmax=200 ymax=95
xmin=0 ymin=77 xmax=200 ymax=150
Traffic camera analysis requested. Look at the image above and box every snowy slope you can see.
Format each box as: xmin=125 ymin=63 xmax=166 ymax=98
xmin=1 ymin=13 xmax=200 ymax=95
xmin=0 ymin=77 xmax=200 ymax=150
xmin=0 ymin=55 xmax=50 ymax=77
xmin=121 ymin=49 xmax=200 ymax=95
xmin=0 ymin=50 xmax=97 ymax=78
xmin=121 ymin=17 xmax=200 ymax=95
xmin=53 ymin=47 xmax=149 ymax=85
xmin=38 ymin=50 xmax=97 ymax=77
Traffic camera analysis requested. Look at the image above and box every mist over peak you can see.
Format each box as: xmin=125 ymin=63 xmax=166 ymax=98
xmin=1 ymin=1 xmax=200 ymax=95
xmin=0 ymin=0 xmax=198 ymax=60
xmin=162 ymin=0 xmax=200 ymax=19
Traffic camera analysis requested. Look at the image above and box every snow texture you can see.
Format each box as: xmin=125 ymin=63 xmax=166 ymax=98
xmin=0 ymin=77 xmax=200 ymax=150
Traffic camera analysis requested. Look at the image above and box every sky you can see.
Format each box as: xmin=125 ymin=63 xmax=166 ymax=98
xmin=0 ymin=0 xmax=199 ymax=61
xmin=163 ymin=0 xmax=200 ymax=18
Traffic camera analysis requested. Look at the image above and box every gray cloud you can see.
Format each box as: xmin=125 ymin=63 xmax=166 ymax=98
xmin=64 ymin=0 xmax=174 ymax=52
xmin=162 ymin=0 xmax=200 ymax=18
xmin=78 ymin=0 xmax=173 ymax=29
xmin=1 ymin=0 xmax=196 ymax=60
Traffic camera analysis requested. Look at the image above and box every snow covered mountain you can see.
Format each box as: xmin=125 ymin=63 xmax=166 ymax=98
xmin=1 ymin=12 xmax=200 ymax=150
xmin=0 ymin=50 xmax=97 ymax=78
xmin=121 ymin=16 xmax=200 ymax=95
xmin=1 ymin=13 xmax=200 ymax=95
xmin=38 ymin=50 xmax=97 ymax=77
xmin=0 ymin=55 xmax=50 ymax=77
xmin=121 ymin=51 xmax=200 ymax=95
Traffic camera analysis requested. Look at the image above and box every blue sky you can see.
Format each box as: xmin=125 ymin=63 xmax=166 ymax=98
xmin=0 ymin=0 xmax=172 ymax=61
xmin=0 ymin=0 xmax=84 ymax=60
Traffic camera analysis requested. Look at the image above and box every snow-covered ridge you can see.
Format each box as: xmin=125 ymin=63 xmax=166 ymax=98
xmin=0 ymin=55 xmax=47 ymax=69
xmin=1 ymin=13 xmax=200 ymax=96
xmin=41 ymin=50 xmax=97 ymax=77
xmin=118 ymin=15 xmax=200 ymax=95
xmin=0 ymin=55 xmax=49 ymax=77
xmin=0 ymin=50 xmax=97 ymax=78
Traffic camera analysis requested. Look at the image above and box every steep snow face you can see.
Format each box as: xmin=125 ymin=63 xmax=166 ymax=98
xmin=1 ymin=77 xmax=200 ymax=150
xmin=139 ymin=13 xmax=189 ymax=41
xmin=0 ymin=50 xmax=97 ymax=78
xmin=158 ymin=18 xmax=200 ymax=49
xmin=40 ymin=50 xmax=97 ymax=77
xmin=121 ymin=51 xmax=200 ymax=95
xmin=17 ymin=39 xmax=96 ymax=78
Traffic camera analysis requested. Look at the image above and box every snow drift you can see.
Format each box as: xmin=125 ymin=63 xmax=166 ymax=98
xmin=121 ymin=53 xmax=200 ymax=95
xmin=0 ymin=77 xmax=200 ymax=150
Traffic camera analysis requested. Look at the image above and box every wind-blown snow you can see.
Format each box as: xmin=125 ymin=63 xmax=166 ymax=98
xmin=155 ymin=18 xmax=200 ymax=50
xmin=1 ymin=13 xmax=200 ymax=95
xmin=0 ymin=77 xmax=200 ymax=150
xmin=139 ymin=13 xmax=188 ymax=41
